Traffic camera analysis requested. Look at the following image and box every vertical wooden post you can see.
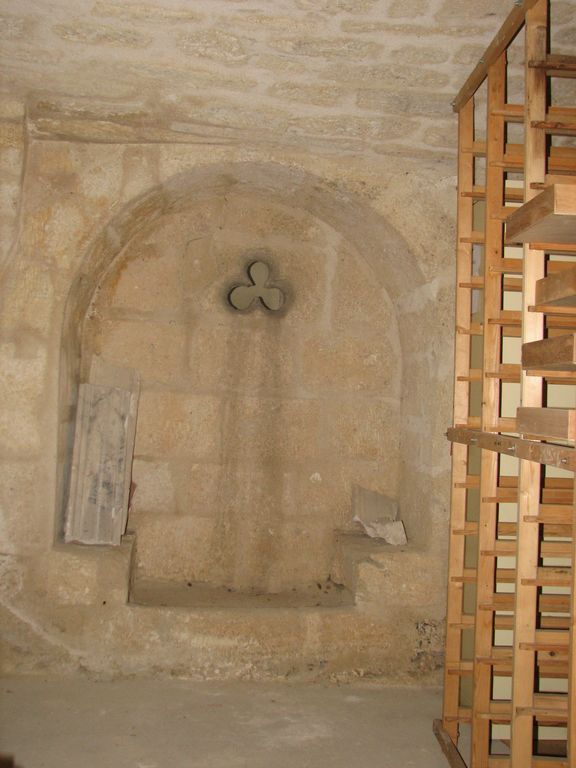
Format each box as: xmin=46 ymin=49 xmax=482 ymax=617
xmin=443 ymin=97 xmax=475 ymax=744
xmin=471 ymin=52 xmax=507 ymax=767
xmin=511 ymin=2 xmax=549 ymax=766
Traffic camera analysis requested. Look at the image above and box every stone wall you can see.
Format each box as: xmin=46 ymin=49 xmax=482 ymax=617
xmin=0 ymin=114 xmax=455 ymax=679
xmin=83 ymin=197 xmax=401 ymax=592
xmin=0 ymin=0 xmax=505 ymax=681
xmin=4 ymin=0 xmax=574 ymax=160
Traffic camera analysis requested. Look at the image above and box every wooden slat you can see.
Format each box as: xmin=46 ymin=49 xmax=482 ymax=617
xmin=532 ymin=119 xmax=576 ymax=137
xmin=569 ymin=482 xmax=576 ymax=768
xmin=535 ymin=265 xmax=576 ymax=308
xmin=506 ymin=184 xmax=576 ymax=244
xmin=516 ymin=407 xmax=576 ymax=441
xmin=447 ymin=427 xmax=575 ymax=470
xmin=523 ymin=334 xmax=576 ymax=372
xmin=529 ymin=54 xmax=576 ymax=76
xmin=521 ymin=567 xmax=571 ymax=587
xmin=512 ymin=7 xmax=548 ymax=761
xmin=433 ymin=720 xmax=467 ymax=768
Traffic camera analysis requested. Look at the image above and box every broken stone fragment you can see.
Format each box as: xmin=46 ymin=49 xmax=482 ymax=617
xmin=353 ymin=517 xmax=408 ymax=546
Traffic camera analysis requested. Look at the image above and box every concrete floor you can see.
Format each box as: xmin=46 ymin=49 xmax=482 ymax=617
xmin=0 ymin=677 xmax=447 ymax=768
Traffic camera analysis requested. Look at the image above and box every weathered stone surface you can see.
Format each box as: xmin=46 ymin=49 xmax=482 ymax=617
xmin=0 ymin=461 xmax=51 ymax=553
xmin=357 ymin=89 xmax=449 ymax=117
xmin=0 ymin=15 xmax=31 ymax=40
xmin=53 ymin=22 xmax=152 ymax=48
xmin=0 ymin=0 xmax=554 ymax=685
xmin=327 ymin=397 xmax=401 ymax=462
xmin=270 ymin=36 xmax=382 ymax=61
xmin=295 ymin=0 xmax=378 ymax=10
xmin=253 ymin=54 xmax=308 ymax=75
xmin=436 ymin=0 xmax=504 ymax=23
xmin=120 ymin=61 xmax=257 ymax=92
xmin=108 ymin=244 xmax=184 ymax=313
xmin=390 ymin=45 xmax=449 ymax=65
xmin=556 ymin=25 xmax=576 ymax=48
xmin=324 ymin=62 xmax=450 ymax=91
xmin=0 ymin=121 xmax=23 ymax=148
xmin=92 ymin=1 xmax=202 ymax=24
xmin=132 ymin=513 xmax=216 ymax=582
xmin=95 ymin=320 xmax=186 ymax=386
xmin=0 ymin=342 xmax=46 ymax=455
xmin=177 ymin=30 xmax=249 ymax=63
xmin=301 ymin=334 xmax=393 ymax=393
xmin=134 ymin=391 xmax=222 ymax=460
xmin=388 ymin=0 xmax=430 ymax=17
xmin=131 ymin=459 xmax=175 ymax=515
xmin=452 ymin=43 xmax=485 ymax=65
xmin=290 ymin=114 xmax=411 ymax=141
xmin=220 ymin=13 xmax=312 ymax=34
xmin=352 ymin=485 xmax=398 ymax=525
xmin=186 ymin=325 xmax=296 ymax=394
xmin=268 ymin=82 xmax=344 ymax=107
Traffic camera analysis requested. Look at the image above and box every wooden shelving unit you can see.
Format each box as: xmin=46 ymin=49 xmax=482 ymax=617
xmin=436 ymin=2 xmax=576 ymax=766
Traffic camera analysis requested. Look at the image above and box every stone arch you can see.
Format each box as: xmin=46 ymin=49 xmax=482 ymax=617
xmin=57 ymin=161 xmax=425 ymax=554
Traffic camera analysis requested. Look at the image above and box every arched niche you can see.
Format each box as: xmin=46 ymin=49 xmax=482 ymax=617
xmin=57 ymin=162 xmax=425 ymax=593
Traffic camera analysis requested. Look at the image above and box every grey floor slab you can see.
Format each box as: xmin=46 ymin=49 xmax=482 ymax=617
xmin=0 ymin=677 xmax=447 ymax=768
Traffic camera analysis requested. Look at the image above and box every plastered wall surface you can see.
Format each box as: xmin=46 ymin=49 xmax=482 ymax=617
xmin=2 ymin=0 xmax=565 ymax=682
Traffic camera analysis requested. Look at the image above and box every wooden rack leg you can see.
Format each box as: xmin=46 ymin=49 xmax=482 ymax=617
xmin=471 ymin=51 xmax=507 ymax=767
xmin=442 ymin=98 xmax=475 ymax=747
xmin=511 ymin=2 xmax=549 ymax=765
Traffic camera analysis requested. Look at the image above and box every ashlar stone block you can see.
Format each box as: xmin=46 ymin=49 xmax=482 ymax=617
xmin=177 ymin=30 xmax=249 ymax=63
xmin=96 ymin=319 xmax=185 ymax=386
xmin=53 ymin=22 xmax=151 ymax=48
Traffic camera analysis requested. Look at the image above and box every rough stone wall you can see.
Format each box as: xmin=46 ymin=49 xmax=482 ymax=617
xmin=0 ymin=120 xmax=454 ymax=679
xmin=84 ymin=200 xmax=401 ymax=592
xmin=4 ymin=0 xmax=574 ymax=158
xmin=0 ymin=0 xmax=536 ymax=680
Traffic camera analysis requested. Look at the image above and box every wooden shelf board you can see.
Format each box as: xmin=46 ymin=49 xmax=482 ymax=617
xmin=517 ymin=407 xmax=575 ymax=441
xmin=535 ymin=264 xmax=576 ymax=307
xmin=523 ymin=334 xmax=576 ymax=371
xmin=505 ymin=184 xmax=576 ymax=244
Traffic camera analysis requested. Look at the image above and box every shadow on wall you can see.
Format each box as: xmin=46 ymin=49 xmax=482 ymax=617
xmin=58 ymin=161 xmax=425 ymax=594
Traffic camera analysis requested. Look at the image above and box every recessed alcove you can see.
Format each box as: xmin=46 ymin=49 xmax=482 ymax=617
xmin=68 ymin=165 xmax=404 ymax=606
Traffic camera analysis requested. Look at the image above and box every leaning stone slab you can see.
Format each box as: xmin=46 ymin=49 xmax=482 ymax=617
xmin=65 ymin=360 xmax=139 ymax=546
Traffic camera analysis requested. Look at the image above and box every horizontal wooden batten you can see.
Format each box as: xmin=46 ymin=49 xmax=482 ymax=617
xmin=446 ymin=427 xmax=575 ymax=470
xmin=516 ymin=407 xmax=576 ymax=442
xmin=521 ymin=567 xmax=572 ymax=588
xmin=532 ymin=119 xmax=576 ymax=137
xmin=529 ymin=53 xmax=576 ymax=77
xmin=505 ymin=184 xmax=576 ymax=244
xmin=461 ymin=185 xmax=524 ymax=202
xmin=535 ymin=264 xmax=576 ymax=307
